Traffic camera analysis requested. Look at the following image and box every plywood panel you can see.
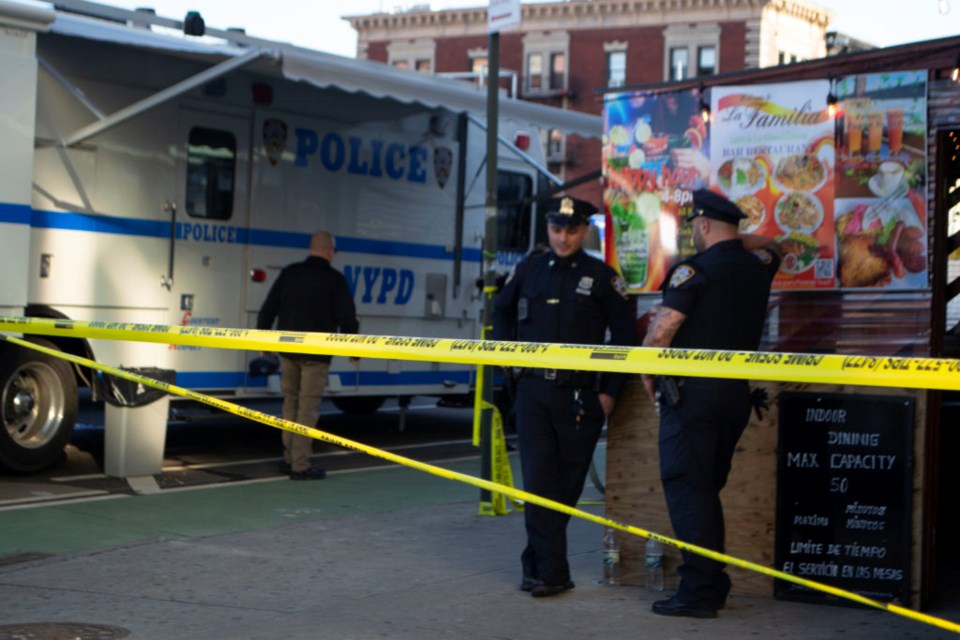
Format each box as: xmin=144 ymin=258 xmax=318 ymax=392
xmin=606 ymin=378 xmax=926 ymax=605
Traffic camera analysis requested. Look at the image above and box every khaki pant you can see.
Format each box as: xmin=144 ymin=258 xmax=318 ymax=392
xmin=280 ymin=357 xmax=330 ymax=473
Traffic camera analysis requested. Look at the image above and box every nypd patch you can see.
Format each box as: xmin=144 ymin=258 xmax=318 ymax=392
xmin=752 ymin=248 xmax=774 ymax=265
xmin=611 ymin=275 xmax=628 ymax=299
xmin=668 ymin=265 xmax=696 ymax=288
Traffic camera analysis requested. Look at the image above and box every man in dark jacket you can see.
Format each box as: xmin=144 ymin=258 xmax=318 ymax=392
xmin=492 ymin=196 xmax=636 ymax=597
xmin=257 ymin=231 xmax=359 ymax=480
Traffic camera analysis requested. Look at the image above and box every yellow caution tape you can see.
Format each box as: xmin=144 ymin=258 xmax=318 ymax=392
xmin=473 ymin=359 xmax=520 ymax=516
xmin=2 ymin=316 xmax=960 ymax=390
xmin=3 ymin=333 xmax=959 ymax=634
xmin=472 ymin=365 xmax=486 ymax=447
xmin=478 ymin=404 xmax=522 ymax=516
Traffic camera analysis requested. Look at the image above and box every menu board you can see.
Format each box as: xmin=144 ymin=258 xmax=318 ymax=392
xmin=775 ymin=392 xmax=914 ymax=606
xmin=600 ymin=72 xmax=929 ymax=293
xmin=834 ymin=71 xmax=928 ymax=289
xmin=711 ymin=81 xmax=836 ymax=289
xmin=603 ymin=89 xmax=709 ymax=292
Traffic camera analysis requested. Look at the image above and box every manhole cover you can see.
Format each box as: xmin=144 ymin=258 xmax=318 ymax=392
xmin=0 ymin=623 xmax=130 ymax=640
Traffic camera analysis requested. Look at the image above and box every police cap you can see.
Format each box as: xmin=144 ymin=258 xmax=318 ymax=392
xmin=685 ymin=189 xmax=747 ymax=225
xmin=544 ymin=196 xmax=595 ymax=227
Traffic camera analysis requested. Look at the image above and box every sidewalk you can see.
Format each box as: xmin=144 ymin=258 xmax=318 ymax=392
xmin=0 ymin=458 xmax=956 ymax=639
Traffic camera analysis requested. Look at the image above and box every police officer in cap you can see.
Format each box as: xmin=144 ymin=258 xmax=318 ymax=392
xmin=641 ymin=189 xmax=780 ymax=618
xmin=492 ymin=196 xmax=636 ymax=597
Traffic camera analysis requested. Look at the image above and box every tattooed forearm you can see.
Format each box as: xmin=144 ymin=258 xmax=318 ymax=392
xmin=642 ymin=305 xmax=686 ymax=348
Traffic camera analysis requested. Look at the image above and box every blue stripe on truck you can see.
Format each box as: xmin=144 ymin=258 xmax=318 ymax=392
xmin=0 ymin=203 xmax=33 ymax=225
xmin=16 ymin=205 xmax=481 ymax=262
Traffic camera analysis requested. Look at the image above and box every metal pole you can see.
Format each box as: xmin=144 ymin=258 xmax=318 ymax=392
xmin=478 ymin=30 xmax=500 ymax=510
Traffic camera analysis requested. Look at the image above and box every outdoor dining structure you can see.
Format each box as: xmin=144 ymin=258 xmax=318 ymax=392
xmin=602 ymin=34 xmax=960 ymax=611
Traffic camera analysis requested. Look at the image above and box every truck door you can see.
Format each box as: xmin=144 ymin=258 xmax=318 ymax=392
xmin=170 ymin=109 xmax=250 ymax=389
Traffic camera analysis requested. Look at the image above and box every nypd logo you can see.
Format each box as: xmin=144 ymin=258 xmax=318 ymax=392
xmin=669 ymin=265 xmax=696 ymax=288
xmin=263 ymin=118 xmax=287 ymax=167
xmin=752 ymin=248 xmax=775 ymax=265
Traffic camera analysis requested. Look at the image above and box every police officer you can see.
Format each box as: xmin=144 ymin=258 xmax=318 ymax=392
xmin=641 ymin=189 xmax=780 ymax=618
xmin=492 ymin=196 xmax=636 ymax=597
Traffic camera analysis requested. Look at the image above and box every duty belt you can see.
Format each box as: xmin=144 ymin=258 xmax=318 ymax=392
xmin=516 ymin=368 xmax=598 ymax=388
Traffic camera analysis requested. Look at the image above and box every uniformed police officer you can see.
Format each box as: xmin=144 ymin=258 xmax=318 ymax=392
xmin=641 ymin=189 xmax=780 ymax=618
xmin=492 ymin=196 xmax=636 ymax=598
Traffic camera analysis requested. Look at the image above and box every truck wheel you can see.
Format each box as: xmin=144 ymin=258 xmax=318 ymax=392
xmin=0 ymin=339 xmax=78 ymax=473
xmin=331 ymin=396 xmax=385 ymax=416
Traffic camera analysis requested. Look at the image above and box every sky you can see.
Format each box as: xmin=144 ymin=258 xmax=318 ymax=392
xmin=103 ymin=0 xmax=960 ymax=57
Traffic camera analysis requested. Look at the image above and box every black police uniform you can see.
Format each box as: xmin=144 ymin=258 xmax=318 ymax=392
xmin=657 ymin=190 xmax=779 ymax=609
xmin=492 ymin=197 xmax=636 ymax=594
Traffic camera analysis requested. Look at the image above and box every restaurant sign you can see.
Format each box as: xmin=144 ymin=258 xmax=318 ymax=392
xmin=601 ymin=71 xmax=927 ymax=293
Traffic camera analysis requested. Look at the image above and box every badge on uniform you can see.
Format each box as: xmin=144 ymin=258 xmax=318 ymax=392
xmin=668 ymin=265 xmax=696 ymax=288
xmin=517 ymin=298 xmax=529 ymax=321
xmin=576 ymin=276 xmax=593 ymax=295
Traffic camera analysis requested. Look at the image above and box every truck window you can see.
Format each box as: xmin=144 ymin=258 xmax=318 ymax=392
xmin=496 ymin=171 xmax=533 ymax=252
xmin=185 ymin=127 xmax=236 ymax=220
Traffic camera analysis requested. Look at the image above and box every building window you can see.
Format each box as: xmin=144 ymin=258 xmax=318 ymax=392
xmin=670 ymin=47 xmax=690 ymax=81
xmin=662 ymin=24 xmax=720 ymax=82
xmin=185 ymin=128 xmax=235 ymax=220
xmin=522 ymin=32 xmax=570 ymax=96
xmin=697 ymin=46 xmax=716 ymax=76
xmin=527 ymin=52 xmax=543 ymax=92
xmin=386 ymin=39 xmax=436 ymax=74
xmin=607 ymin=51 xmax=626 ymax=88
xmin=546 ymin=128 xmax=565 ymax=162
xmin=466 ymin=49 xmax=489 ymax=89
xmin=549 ymin=52 xmax=565 ymax=91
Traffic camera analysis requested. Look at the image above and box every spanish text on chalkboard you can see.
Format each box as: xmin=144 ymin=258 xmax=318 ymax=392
xmin=775 ymin=392 xmax=914 ymax=606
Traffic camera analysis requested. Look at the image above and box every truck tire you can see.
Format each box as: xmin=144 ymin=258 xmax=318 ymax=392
xmin=331 ymin=396 xmax=385 ymax=416
xmin=0 ymin=339 xmax=78 ymax=473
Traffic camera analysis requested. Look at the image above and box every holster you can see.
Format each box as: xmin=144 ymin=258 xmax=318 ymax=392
xmin=656 ymin=376 xmax=683 ymax=408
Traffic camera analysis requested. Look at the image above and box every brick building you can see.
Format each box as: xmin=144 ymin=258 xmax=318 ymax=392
xmin=347 ymin=0 xmax=833 ymax=203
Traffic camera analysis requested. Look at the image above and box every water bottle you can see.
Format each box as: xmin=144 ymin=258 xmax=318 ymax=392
xmin=645 ymin=538 xmax=664 ymax=591
xmin=602 ymin=527 xmax=621 ymax=585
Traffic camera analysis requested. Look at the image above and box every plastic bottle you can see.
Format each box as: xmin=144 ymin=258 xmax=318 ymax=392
xmin=602 ymin=527 xmax=621 ymax=585
xmin=645 ymin=538 xmax=664 ymax=591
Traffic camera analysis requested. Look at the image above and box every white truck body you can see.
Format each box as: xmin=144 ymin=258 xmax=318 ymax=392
xmin=0 ymin=0 xmax=601 ymax=471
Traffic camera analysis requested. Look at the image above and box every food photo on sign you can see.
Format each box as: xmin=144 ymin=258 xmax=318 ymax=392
xmin=834 ymin=70 xmax=928 ymax=289
xmin=710 ymin=80 xmax=837 ymax=290
xmin=602 ymin=88 xmax=709 ymax=292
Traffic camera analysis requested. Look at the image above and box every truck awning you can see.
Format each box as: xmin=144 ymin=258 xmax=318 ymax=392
xmin=281 ymin=49 xmax=601 ymax=139
xmin=47 ymin=10 xmax=602 ymax=139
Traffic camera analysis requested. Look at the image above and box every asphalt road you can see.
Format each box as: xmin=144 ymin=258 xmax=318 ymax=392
xmin=0 ymin=395 xmax=488 ymax=507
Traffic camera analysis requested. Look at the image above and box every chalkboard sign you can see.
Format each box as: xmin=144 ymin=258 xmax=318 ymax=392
xmin=774 ymin=392 xmax=914 ymax=606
